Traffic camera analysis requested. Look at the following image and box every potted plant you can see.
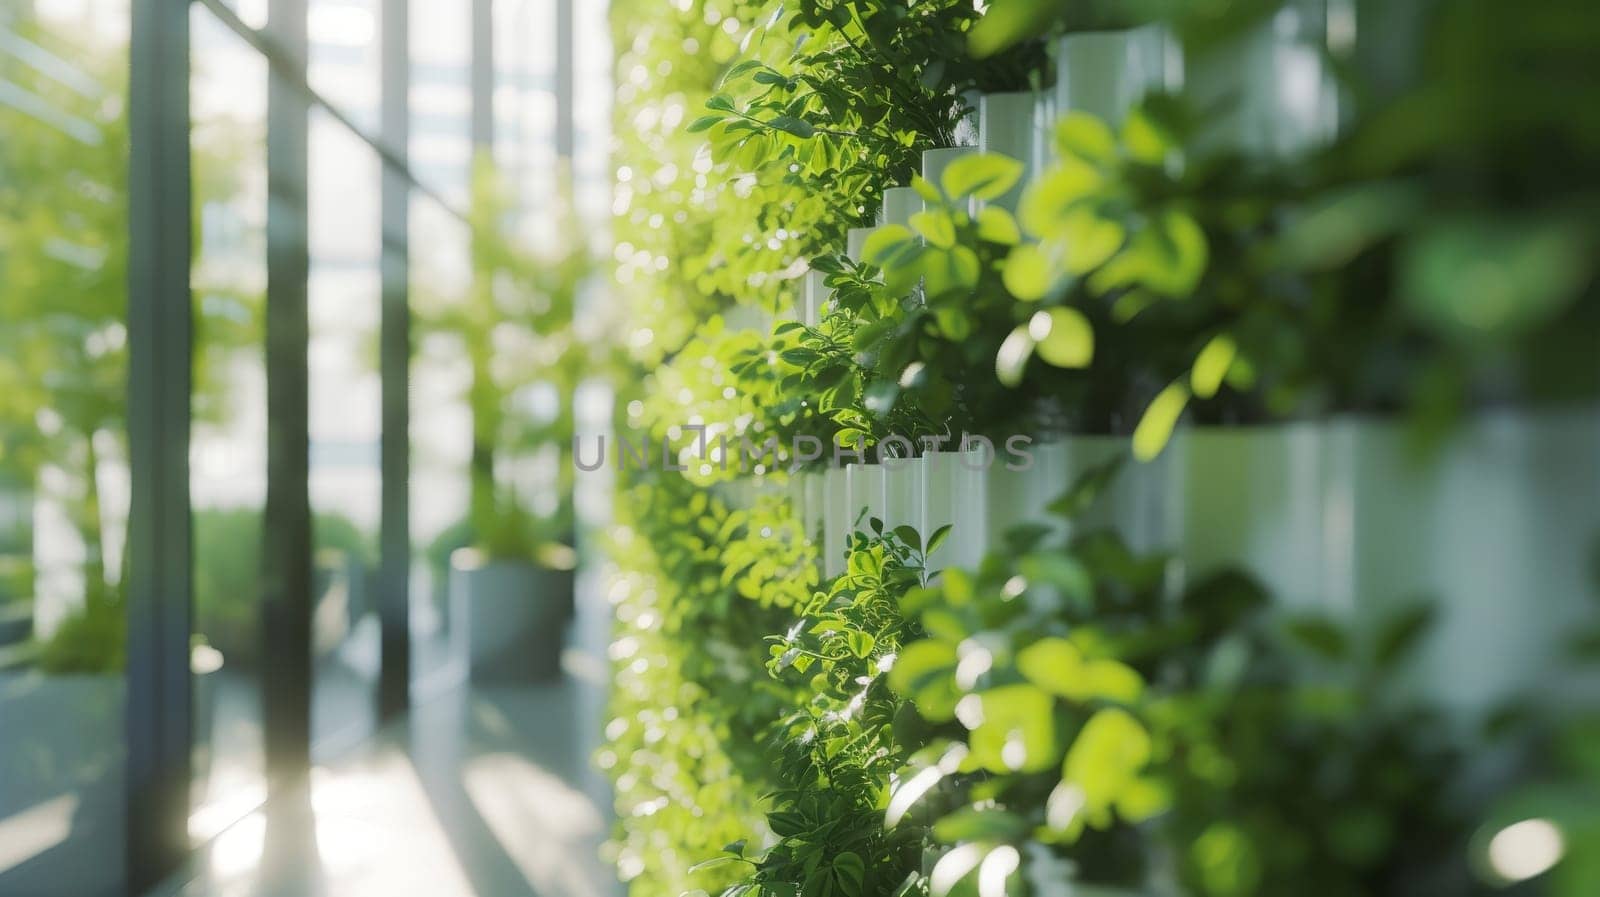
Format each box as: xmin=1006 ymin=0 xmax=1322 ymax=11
xmin=434 ymin=157 xmax=589 ymax=683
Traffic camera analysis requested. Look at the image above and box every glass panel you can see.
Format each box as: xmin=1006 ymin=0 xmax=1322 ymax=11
xmin=308 ymin=107 xmax=383 ymax=759
xmin=495 ymin=0 xmax=555 ymax=244
xmin=308 ymin=0 xmax=379 ymax=132
xmin=0 ymin=3 xmax=130 ymax=894
xmin=410 ymin=0 xmax=471 ymax=205
xmin=409 ymin=196 xmax=471 ymax=692
xmin=188 ymin=3 xmax=270 ymax=845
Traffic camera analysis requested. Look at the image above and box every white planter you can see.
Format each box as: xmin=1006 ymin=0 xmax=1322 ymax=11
xmin=847 ymin=226 xmax=878 ymax=264
xmin=450 ymin=553 xmax=570 ymax=681
xmin=947 ymin=445 xmax=992 ymax=570
xmin=1184 ymin=0 xmax=1338 ymax=157
xmin=802 ymin=269 xmax=829 ymax=326
xmin=883 ymin=455 xmax=925 ymax=538
xmin=985 ymin=439 xmax=1070 ymax=552
xmin=879 ymin=186 xmax=920 ymax=229
xmin=846 ymin=462 xmax=887 ymax=534
xmin=1072 ymin=436 xmax=1176 ymax=554
xmin=1053 ymin=25 xmax=1177 ymax=127
xmin=822 ymin=466 xmax=851 ymax=578
xmin=1172 ymin=423 xmax=1334 ymax=612
xmin=1330 ymin=407 xmax=1600 ymax=714
xmin=798 ymin=470 xmax=825 ymax=557
xmin=977 ymin=91 xmax=1040 ymax=210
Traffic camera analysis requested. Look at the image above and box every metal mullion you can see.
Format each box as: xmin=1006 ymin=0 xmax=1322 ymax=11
xmin=377 ymin=0 xmax=411 ymax=720
xmin=125 ymin=0 xmax=193 ymax=890
xmin=262 ymin=0 xmax=313 ymax=790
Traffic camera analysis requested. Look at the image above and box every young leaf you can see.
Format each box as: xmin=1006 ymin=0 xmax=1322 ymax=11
xmin=767 ymin=115 xmax=816 ymax=138
xmin=975 ymin=206 xmax=1022 ymax=246
xmin=1190 ymin=333 xmax=1237 ymax=399
xmin=1030 ymin=307 xmax=1093 ymax=368
xmin=687 ymin=115 xmax=724 ymax=133
xmin=941 ymin=153 xmax=1026 ymax=202
xmin=1132 ymin=381 xmax=1189 ymax=461
xmin=910 ymin=210 xmax=957 ymax=249
xmin=1054 ymin=113 xmax=1117 ymax=165
xmin=862 ymin=224 xmax=916 ymax=266
xmin=1002 ymin=244 xmax=1052 ymax=302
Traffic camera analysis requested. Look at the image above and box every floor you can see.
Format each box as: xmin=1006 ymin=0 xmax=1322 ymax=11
xmin=146 ymin=673 xmax=620 ymax=897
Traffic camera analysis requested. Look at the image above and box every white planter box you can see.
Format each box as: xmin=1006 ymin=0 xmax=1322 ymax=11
xmin=822 ymin=466 xmax=851 ymax=578
xmin=450 ymin=555 xmax=570 ymax=682
xmin=977 ymin=91 xmax=1040 ymax=210
xmin=928 ymin=446 xmax=990 ymax=570
xmin=847 ymin=226 xmax=878 ymax=264
xmin=1053 ymin=25 xmax=1177 ymax=127
xmin=847 ymin=462 xmax=887 ymax=533
xmin=879 ymin=186 xmax=920 ymax=229
xmin=985 ymin=439 xmax=1070 ymax=551
xmin=1172 ymin=423 xmax=1334 ymax=612
xmin=1328 ymin=407 xmax=1600 ymax=714
xmin=802 ymin=269 xmax=829 ymax=326
xmin=1184 ymin=0 xmax=1338 ymax=157
xmin=883 ymin=456 xmax=926 ymax=539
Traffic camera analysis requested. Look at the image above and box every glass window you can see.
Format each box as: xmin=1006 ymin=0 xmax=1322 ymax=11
xmin=0 ymin=3 xmax=131 ymax=893
xmin=308 ymin=107 xmax=383 ymax=758
xmin=188 ymin=2 xmax=270 ymax=848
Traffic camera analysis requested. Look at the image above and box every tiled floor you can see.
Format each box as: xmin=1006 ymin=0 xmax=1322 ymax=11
xmin=146 ymin=676 xmax=619 ymax=897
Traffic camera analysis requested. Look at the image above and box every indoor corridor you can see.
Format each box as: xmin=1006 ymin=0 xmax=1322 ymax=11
xmin=143 ymin=676 xmax=617 ymax=897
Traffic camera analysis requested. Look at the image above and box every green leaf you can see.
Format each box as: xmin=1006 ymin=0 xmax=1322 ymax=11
xmin=932 ymin=807 xmax=1029 ymax=843
xmin=967 ymin=0 xmax=1064 ymax=58
xmin=1002 ymin=244 xmax=1053 ymax=302
xmin=995 ymin=325 xmax=1035 ymax=388
xmin=1016 ymin=638 xmax=1086 ymax=693
xmin=833 ymin=852 xmax=866 ymax=897
xmin=940 ymin=153 xmax=1026 ymax=202
xmin=888 ymin=640 xmax=957 ymax=697
xmin=1060 ymin=210 xmax=1124 ymax=274
xmin=969 ymin=684 xmax=1058 ymax=773
xmin=1061 ymin=708 xmax=1153 ymax=829
xmin=926 ymin=524 xmax=953 ymax=557
xmin=1121 ymin=104 xmax=1173 ymax=165
xmin=910 ymin=210 xmax=957 ymax=249
xmin=1375 ymin=604 xmax=1435 ymax=670
xmin=1054 ymin=113 xmax=1117 ymax=166
xmin=845 ymin=629 xmax=876 ymax=659
xmin=705 ymin=94 xmax=736 ymax=112
xmin=1285 ymin=617 xmax=1350 ymax=661
xmin=910 ymin=174 xmax=942 ymax=203
xmin=1019 ymin=160 xmax=1104 ymax=239
xmin=862 ymin=224 xmax=916 ymax=266
xmin=1189 ymin=334 xmax=1237 ymax=399
xmin=975 ymin=206 xmax=1022 ymax=246
xmin=767 ymin=115 xmax=816 ymax=138
xmin=1030 ymin=307 xmax=1093 ymax=368
xmin=1018 ymin=554 xmax=1093 ymax=602
xmin=1401 ymin=215 xmax=1590 ymax=342
xmin=1132 ymin=381 xmax=1189 ymax=461
xmin=687 ymin=115 xmax=723 ymax=133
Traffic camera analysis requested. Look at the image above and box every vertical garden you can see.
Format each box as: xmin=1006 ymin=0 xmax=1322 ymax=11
xmin=600 ymin=2 xmax=1600 ymax=897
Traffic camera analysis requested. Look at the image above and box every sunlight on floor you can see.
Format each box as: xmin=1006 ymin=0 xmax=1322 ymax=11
xmin=464 ymin=752 xmax=610 ymax=897
xmin=0 ymin=793 xmax=77 ymax=876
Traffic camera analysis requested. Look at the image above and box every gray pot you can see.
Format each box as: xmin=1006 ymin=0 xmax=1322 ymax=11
xmin=450 ymin=553 xmax=571 ymax=683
